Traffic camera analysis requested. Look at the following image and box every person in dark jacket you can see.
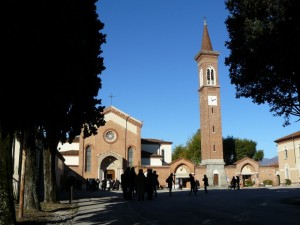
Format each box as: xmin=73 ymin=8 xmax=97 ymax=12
xmin=189 ymin=173 xmax=197 ymax=196
xmin=202 ymin=174 xmax=209 ymax=193
xmin=166 ymin=173 xmax=175 ymax=197
xmin=135 ymin=169 xmax=146 ymax=201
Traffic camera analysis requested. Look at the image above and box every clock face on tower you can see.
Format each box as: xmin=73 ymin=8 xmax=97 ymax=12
xmin=208 ymin=95 xmax=217 ymax=105
xmin=104 ymin=130 xmax=117 ymax=143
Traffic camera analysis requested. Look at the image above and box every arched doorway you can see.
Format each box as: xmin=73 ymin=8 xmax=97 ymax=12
xmin=241 ymin=164 xmax=256 ymax=186
xmin=174 ymin=164 xmax=190 ymax=189
xmin=100 ymin=155 xmax=119 ymax=181
xmin=98 ymin=151 xmax=123 ymax=182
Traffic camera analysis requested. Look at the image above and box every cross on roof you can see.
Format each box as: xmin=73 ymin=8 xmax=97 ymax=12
xmin=109 ymin=94 xmax=114 ymax=105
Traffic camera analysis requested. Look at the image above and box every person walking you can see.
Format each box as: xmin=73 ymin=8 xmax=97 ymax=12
xmin=166 ymin=173 xmax=175 ymax=197
xmin=202 ymin=175 xmax=209 ymax=194
xmin=189 ymin=173 xmax=197 ymax=196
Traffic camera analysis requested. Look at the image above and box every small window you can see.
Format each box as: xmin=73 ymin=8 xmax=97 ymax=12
xmin=285 ymin=164 xmax=290 ymax=179
xmin=212 ymin=126 xmax=215 ymax=133
xmin=284 ymin=146 xmax=288 ymax=159
xmin=128 ymin=146 xmax=134 ymax=167
xmin=213 ymin=144 xmax=216 ymax=152
xmin=85 ymin=146 xmax=92 ymax=172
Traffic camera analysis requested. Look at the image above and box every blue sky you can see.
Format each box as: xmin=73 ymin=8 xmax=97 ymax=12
xmin=96 ymin=0 xmax=299 ymax=159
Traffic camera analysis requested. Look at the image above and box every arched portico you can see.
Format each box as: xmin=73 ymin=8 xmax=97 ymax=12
xmin=171 ymin=158 xmax=196 ymax=189
xmin=236 ymin=157 xmax=260 ymax=186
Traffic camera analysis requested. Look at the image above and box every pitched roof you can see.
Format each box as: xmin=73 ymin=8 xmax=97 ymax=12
xmin=274 ymin=131 xmax=300 ymax=143
xmin=141 ymin=138 xmax=172 ymax=145
xmin=201 ymin=19 xmax=213 ymax=51
xmin=104 ymin=106 xmax=143 ymax=128
xmin=60 ymin=150 xmax=79 ymax=156
xmin=194 ymin=19 xmax=220 ymax=61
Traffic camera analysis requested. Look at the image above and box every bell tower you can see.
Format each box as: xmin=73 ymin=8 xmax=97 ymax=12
xmin=194 ymin=19 xmax=227 ymax=187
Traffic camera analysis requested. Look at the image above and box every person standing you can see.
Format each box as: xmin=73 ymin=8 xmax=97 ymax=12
xmin=129 ymin=167 xmax=137 ymax=199
xmin=189 ymin=173 xmax=197 ymax=196
xmin=202 ymin=175 xmax=209 ymax=194
xmin=146 ymin=168 xmax=154 ymax=200
xmin=231 ymin=176 xmax=237 ymax=190
xmin=236 ymin=175 xmax=240 ymax=190
xmin=121 ymin=167 xmax=130 ymax=200
xmin=153 ymin=170 xmax=159 ymax=197
xmin=166 ymin=173 xmax=175 ymax=197
xmin=135 ymin=169 xmax=146 ymax=201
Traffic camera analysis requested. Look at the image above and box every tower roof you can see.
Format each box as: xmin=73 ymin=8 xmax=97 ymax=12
xmin=194 ymin=18 xmax=219 ymax=61
xmin=201 ymin=19 xmax=213 ymax=51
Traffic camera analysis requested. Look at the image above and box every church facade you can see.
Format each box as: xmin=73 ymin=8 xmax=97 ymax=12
xmin=59 ymin=106 xmax=174 ymax=186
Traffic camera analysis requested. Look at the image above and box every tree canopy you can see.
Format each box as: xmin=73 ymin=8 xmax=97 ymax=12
xmin=173 ymin=130 xmax=263 ymax=165
xmin=1 ymin=0 xmax=106 ymax=222
xmin=224 ymin=0 xmax=300 ymax=126
xmin=173 ymin=129 xmax=201 ymax=163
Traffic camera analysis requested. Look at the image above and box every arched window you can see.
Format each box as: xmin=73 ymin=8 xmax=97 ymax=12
xmin=285 ymin=164 xmax=290 ymax=179
xmin=128 ymin=146 xmax=134 ymax=167
xmin=85 ymin=145 xmax=92 ymax=172
xmin=206 ymin=66 xmax=215 ymax=85
xmin=161 ymin=149 xmax=165 ymax=162
xmin=284 ymin=146 xmax=288 ymax=159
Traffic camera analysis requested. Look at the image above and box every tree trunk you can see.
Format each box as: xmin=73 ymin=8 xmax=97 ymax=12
xmin=43 ymin=147 xmax=52 ymax=203
xmin=43 ymin=136 xmax=59 ymax=203
xmin=18 ymin=146 xmax=26 ymax=218
xmin=0 ymin=133 xmax=16 ymax=225
xmin=24 ymin=130 xmax=41 ymax=210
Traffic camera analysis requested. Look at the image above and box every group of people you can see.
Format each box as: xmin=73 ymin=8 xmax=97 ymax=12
xmin=166 ymin=173 xmax=209 ymax=197
xmin=121 ymin=167 xmax=160 ymax=201
xmin=118 ymin=167 xmax=211 ymax=200
xmin=100 ymin=178 xmax=120 ymax=191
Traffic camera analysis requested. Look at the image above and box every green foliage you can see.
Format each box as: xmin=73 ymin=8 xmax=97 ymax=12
xmin=172 ymin=145 xmax=187 ymax=160
xmin=172 ymin=129 xmax=201 ymax=163
xmin=223 ymin=136 xmax=236 ymax=165
xmin=223 ymin=136 xmax=260 ymax=164
xmin=285 ymin=179 xmax=292 ymax=186
xmin=174 ymin=130 xmax=263 ymax=165
xmin=235 ymin=138 xmax=257 ymax=161
xmin=224 ymin=0 xmax=300 ymax=126
xmin=263 ymin=180 xmax=273 ymax=186
xmin=245 ymin=180 xmax=254 ymax=187
xmin=254 ymin=150 xmax=264 ymax=161
xmin=185 ymin=129 xmax=201 ymax=163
